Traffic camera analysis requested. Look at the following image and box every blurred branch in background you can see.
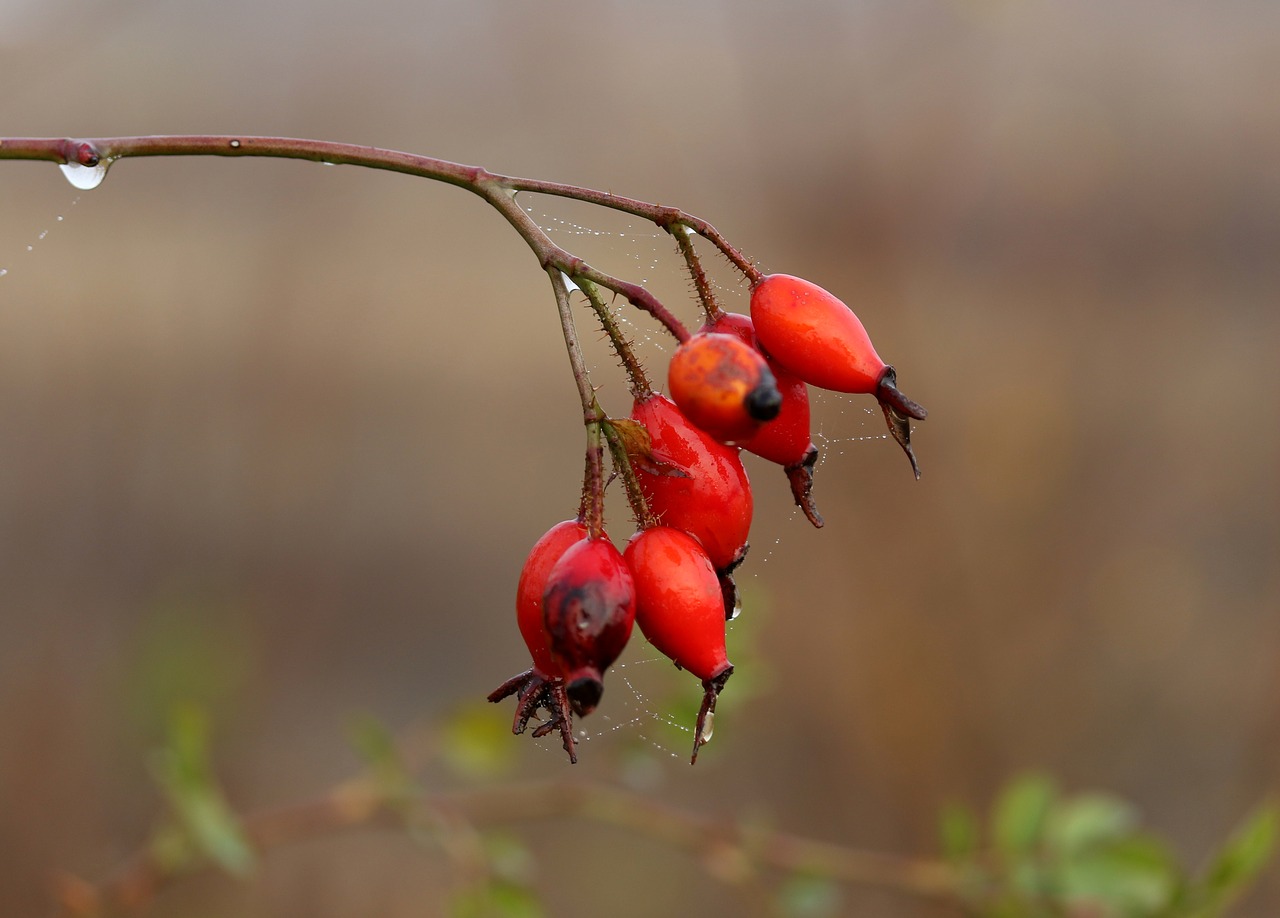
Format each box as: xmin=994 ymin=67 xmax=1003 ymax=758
xmin=48 ymin=707 xmax=1277 ymax=918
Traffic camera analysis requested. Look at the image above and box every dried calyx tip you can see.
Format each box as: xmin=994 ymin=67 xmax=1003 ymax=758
xmin=745 ymin=379 xmax=783 ymax=421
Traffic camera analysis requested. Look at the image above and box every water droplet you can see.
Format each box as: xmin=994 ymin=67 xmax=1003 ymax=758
xmin=59 ymin=160 xmax=110 ymax=190
xmin=728 ymin=596 xmax=743 ymax=621
xmin=697 ymin=711 xmax=715 ymax=745
xmin=0 ymin=268 xmax=8 ymax=277
xmin=56 ymin=215 xmax=64 ymax=222
xmin=229 ymin=139 xmax=241 ymax=148
xmin=38 ymin=231 xmax=48 ymax=240
xmin=321 ymin=160 xmax=336 ymax=167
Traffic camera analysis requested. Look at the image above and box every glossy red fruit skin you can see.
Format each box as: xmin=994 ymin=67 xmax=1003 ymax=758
xmin=750 ymin=274 xmax=887 ymax=394
xmin=515 ymin=519 xmax=589 ymax=678
xmin=630 ymin=393 xmax=752 ymax=571
xmin=542 ymin=536 xmax=636 ymax=714
xmin=708 ymin=313 xmax=813 ymax=467
xmin=667 ymin=332 xmax=781 ymax=445
xmin=624 ymin=527 xmax=731 ymax=683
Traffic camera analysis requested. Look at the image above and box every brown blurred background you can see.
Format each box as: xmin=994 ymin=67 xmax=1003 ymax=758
xmin=1 ymin=0 xmax=1277 ymax=915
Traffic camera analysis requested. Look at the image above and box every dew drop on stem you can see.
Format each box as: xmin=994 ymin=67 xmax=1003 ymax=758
xmin=697 ymin=710 xmax=715 ymax=745
xmin=59 ymin=160 xmax=110 ymax=190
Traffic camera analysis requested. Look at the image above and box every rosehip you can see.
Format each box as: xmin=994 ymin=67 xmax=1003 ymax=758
xmin=630 ymin=393 xmax=752 ymax=572
xmin=542 ymin=535 xmax=636 ymax=717
xmin=750 ymin=274 xmax=927 ymax=477
xmin=708 ymin=312 xmax=823 ymax=527
xmin=624 ymin=527 xmax=733 ymax=763
xmin=488 ymin=518 xmax=589 ymax=763
xmin=667 ymin=332 xmax=781 ymax=445
xmin=750 ymin=274 xmax=886 ymax=394
xmin=514 ymin=519 xmax=588 ymax=677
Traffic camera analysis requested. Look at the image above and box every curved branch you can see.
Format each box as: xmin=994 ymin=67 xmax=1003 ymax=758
xmin=0 ymin=135 xmax=698 ymax=339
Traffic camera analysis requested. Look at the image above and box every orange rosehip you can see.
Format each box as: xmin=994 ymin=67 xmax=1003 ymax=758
xmin=668 ymin=332 xmax=781 ymax=445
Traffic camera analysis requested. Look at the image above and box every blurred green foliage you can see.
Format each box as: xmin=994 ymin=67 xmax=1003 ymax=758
xmin=941 ymin=773 xmax=1276 ymax=917
xmin=149 ymin=704 xmax=254 ymax=877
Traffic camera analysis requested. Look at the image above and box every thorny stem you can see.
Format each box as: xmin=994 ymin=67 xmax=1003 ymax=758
xmin=50 ymin=777 xmax=959 ymax=918
xmin=672 ymin=225 xmax=722 ymax=324
xmin=0 ymin=135 xmax=697 ymax=340
xmin=579 ymin=279 xmax=652 ymax=399
xmin=582 ymin=420 xmax=607 ymax=540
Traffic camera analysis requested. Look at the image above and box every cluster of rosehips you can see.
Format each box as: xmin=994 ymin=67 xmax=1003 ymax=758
xmin=489 ymin=274 xmax=926 ymax=764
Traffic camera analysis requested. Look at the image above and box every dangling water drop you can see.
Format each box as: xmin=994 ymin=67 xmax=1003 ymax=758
xmin=727 ymin=595 xmax=743 ymax=621
xmin=697 ymin=710 xmax=715 ymax=745
xmin=59 ymin=160 xmax=110 ymax=191
xmin=0 ymin=269 xmax=8 ymax=277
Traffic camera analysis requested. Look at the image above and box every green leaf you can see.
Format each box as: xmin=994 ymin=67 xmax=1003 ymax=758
xmin=776 ymin=875 xmax=842 ymax=918
xmin=939 ymin=801 xmax=980 ymax=862
xmin=449 ymin=880 xmax=543 ymax=918
xmin=1055 ymin=836 xmax=1179 ymax=915
xmin=993 ymin=773 xmax=1057 ymax=857
xmin=1048 ymin=793 xmax=1138 ymax=856
xmin=1201 ymin=800 xmax=1278 ymax=903
xmin=150 ymin=705 xmax=255 ymax=877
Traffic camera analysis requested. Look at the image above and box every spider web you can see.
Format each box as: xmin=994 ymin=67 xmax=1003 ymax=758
xmin=0 ymin=193 xmax=82 ymax=280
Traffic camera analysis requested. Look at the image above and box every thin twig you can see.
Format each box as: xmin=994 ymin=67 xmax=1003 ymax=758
xmin=547 ymin=268 xmax=598 ymax=425
xmin=50 ymin=778 xmax=959 ymax=917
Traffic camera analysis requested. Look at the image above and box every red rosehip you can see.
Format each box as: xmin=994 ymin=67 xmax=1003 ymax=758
xmin=624 ymin=526 xmax=734 ymax=763
xmin=542 ymin=535 xmax=636 ymax=717
xmin=625 ymin=528 xmax=731 ymax=683
xmin=750 ymin=274 xmax=927 ymax=478
xmin=630 ymin=393 xmax=752 ymax=571
xmin=515 ymin=519 xmax=588 ymax=677
xmin=668 ymin=332 xmax=781 ymax=445
xmin=750 ymin=274 xmax=886 ymax=394
xmin=488 ymin=518 xmax=590 ymax=763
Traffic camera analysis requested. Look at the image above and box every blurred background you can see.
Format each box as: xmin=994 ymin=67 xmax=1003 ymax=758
xmin=1 ymin=0 xmax=1277 ymax=915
